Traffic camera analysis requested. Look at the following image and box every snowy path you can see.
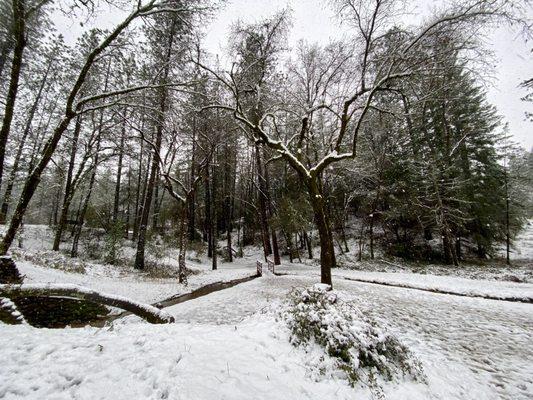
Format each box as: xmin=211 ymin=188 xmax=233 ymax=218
xmin=276 ymin=263 xmax=533 ymax=302
xmin=165 ymin=274 xmax=533 ymax=399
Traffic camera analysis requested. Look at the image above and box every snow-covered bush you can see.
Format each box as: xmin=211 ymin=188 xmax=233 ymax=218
xmin=13 ymin=250 xmax=86 ymax=274
xmin=84 ymin=235 xmax=104 ymax=260
xmin=103 ymin=222 xmax=125 ymax=265
xmin=146 ymin=234 xmax=171 ymax=264
xmin=280 ymin=284 xmax=423 ymax=387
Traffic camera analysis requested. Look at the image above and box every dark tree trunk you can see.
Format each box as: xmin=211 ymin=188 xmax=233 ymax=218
xmin=187 ymin=119 xmax=196 ymax=241
xmin=504 ymin=171 xmax=511 ymax=265
xmin=134 ymin=16 xmax=177 ymax=269
xmin=52 ymin=115 xmax=83 ymax=251
xmin=304 ymin=231 xmax=313 ymax=259
xmin=113 ymin=109 xmax=127 ymax=224
xmin=255 ymin=144 xmax=272 ymax=259
xmin=0 ymin=58 xmax=52 ymax=224
xmin=124 ymin=166 xmax=132 ymax=239
xmin=152 ymin=171 xmax=160 ymax=231
xmin=0 ymin=0 xmax=26 ymax=191
xmin=71 ymin=139 xmax=100 ymax=258
xmin=132 ymin=137 xmax=145 ymax=241
xmin=204 ymin=161 xmax=212 ymax=256
xmin=307 ymin=177 xmax=335 ymax=287
xmin=369 ymin=214 xmax=374 ymax=259
xmin=211 ymin=160 xmax=218 ymax=270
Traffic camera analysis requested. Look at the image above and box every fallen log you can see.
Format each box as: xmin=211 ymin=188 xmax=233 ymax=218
xmin=0 ymin=283 xmax=174 ymax=324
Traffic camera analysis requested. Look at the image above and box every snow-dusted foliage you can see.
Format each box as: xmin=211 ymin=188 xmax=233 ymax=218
xmin=12 ymin=249 xmax=87 ymax=274
xmin=280 ymin=284 xmax=423 ymax=387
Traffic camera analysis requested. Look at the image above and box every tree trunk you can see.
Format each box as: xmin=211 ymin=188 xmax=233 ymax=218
xmin=134 ymin=16 xmax=177 ymax=268
xmin=369 ymin=214 xmax=374 ymax=259
xmin=0 ymin=0 xmax=26 ymax=191
xmin=152 ymin=170 xmax=160 ymax=231
xmin=132 ymin=137 xmax=145 ymax=241
xmin=504 ymin=170 xmax=511 ymax=265
xmin=204 ymin=160 xmax=212 ymax=256
xmin=304 ymin=231 xmax=313 ymax=259
xmin=307 ymin=178 xmax=335 ymax=287
xmin=255 ymin=144 xmax=272 ymax=258
xmin=52 ymin=115 xmax=83 ymax=251
xmin=0 ymin=57 xmax=52 ymax=224
xmin=113 ymin=109 xmax=127 ymax=224
xmin=187 ymin=119 xmax=196 ymax=241
xmin=211 ymin=161 xmax=218 ymax=270
xmin=177 ymin=198 xmax=189 ymax=283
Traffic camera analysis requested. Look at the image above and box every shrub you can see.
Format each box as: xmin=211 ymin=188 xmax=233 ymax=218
xmin=103 ymin=221 xmax=125 ymax=265
xmin=84 ymin=234 xmax=104 ymax=260
xmin=146 ymin=233 xmax=170 ymax=262
xmin=12 ymin=250 xmax=87 ymax=274
xmin=280 ymin=284 xmax=423 ymax=388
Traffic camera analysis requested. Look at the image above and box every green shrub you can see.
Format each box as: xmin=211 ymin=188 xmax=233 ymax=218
xmin=103 ymin=222 xmax=125 ymax=265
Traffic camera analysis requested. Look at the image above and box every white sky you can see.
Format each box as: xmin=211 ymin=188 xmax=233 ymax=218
xmin=53 ymin=0 xmax=532 ymax=148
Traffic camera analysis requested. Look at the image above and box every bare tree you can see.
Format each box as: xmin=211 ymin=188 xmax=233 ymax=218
xmin=199 ymin=0 xmax=523 ymax=286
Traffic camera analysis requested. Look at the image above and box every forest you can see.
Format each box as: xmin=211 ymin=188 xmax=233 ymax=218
xmin=0 ymin=0 xmax=532 ymax=399
xmin=0 ymin=0 xmax=531 ymax=284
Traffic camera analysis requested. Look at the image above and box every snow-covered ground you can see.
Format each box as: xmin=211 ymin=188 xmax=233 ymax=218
xmin=276 ymin=263 xmax=533 ymax=302
xmin=2 ymin=274 xmax=532 ymax=399
xmin=16 ymin=259 xmax=254 ymax=305
xmin=1 ymin=224 xmax=533 ymax=399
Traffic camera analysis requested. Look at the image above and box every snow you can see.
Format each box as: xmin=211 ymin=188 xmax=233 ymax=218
xmin=509 ymin=219 xmax=533 ymax=260
xmin=1 ymin=224 xmax=532 ymax=399
xmin=336 ymin=270 xmax=533 ymax=301
xmin=277 ymin=263 xmax=533 ymax=302
xmin=0 ymin=297 xmax=26 ymax=324
xmin=2 ymin=275 xmax=532 ymax=399
xmin=15 ymin=260 xmax=255 ymax=305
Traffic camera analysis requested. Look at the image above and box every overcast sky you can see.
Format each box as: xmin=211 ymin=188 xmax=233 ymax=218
xmin=53 ymin=0 xmax=532 ymax=148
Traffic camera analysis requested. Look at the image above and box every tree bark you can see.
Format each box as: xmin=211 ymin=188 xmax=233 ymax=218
xmin=255 ymin=144 xmax=272 ymax=259
xmin=187 ymin=119 xmax=196 ymax=241
xmin=0 ymin=0 xmax=26 ymax=191
xmin=113 ymin=108 xmax=127 ymax=224
xmin=211 ymin=160 xmax=218 ymax=270
xmin=204 ymin=160 xmax=212 ymax=256
xmin=307 ymin=177 xmax=335 ymax=287
xmin=52 ymin=115 xmax=83 ymax=251
xmin=0 ymin=56 xmax=52 ymax=224
xmin=134 ymin=16 xmax=177 ymax=269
